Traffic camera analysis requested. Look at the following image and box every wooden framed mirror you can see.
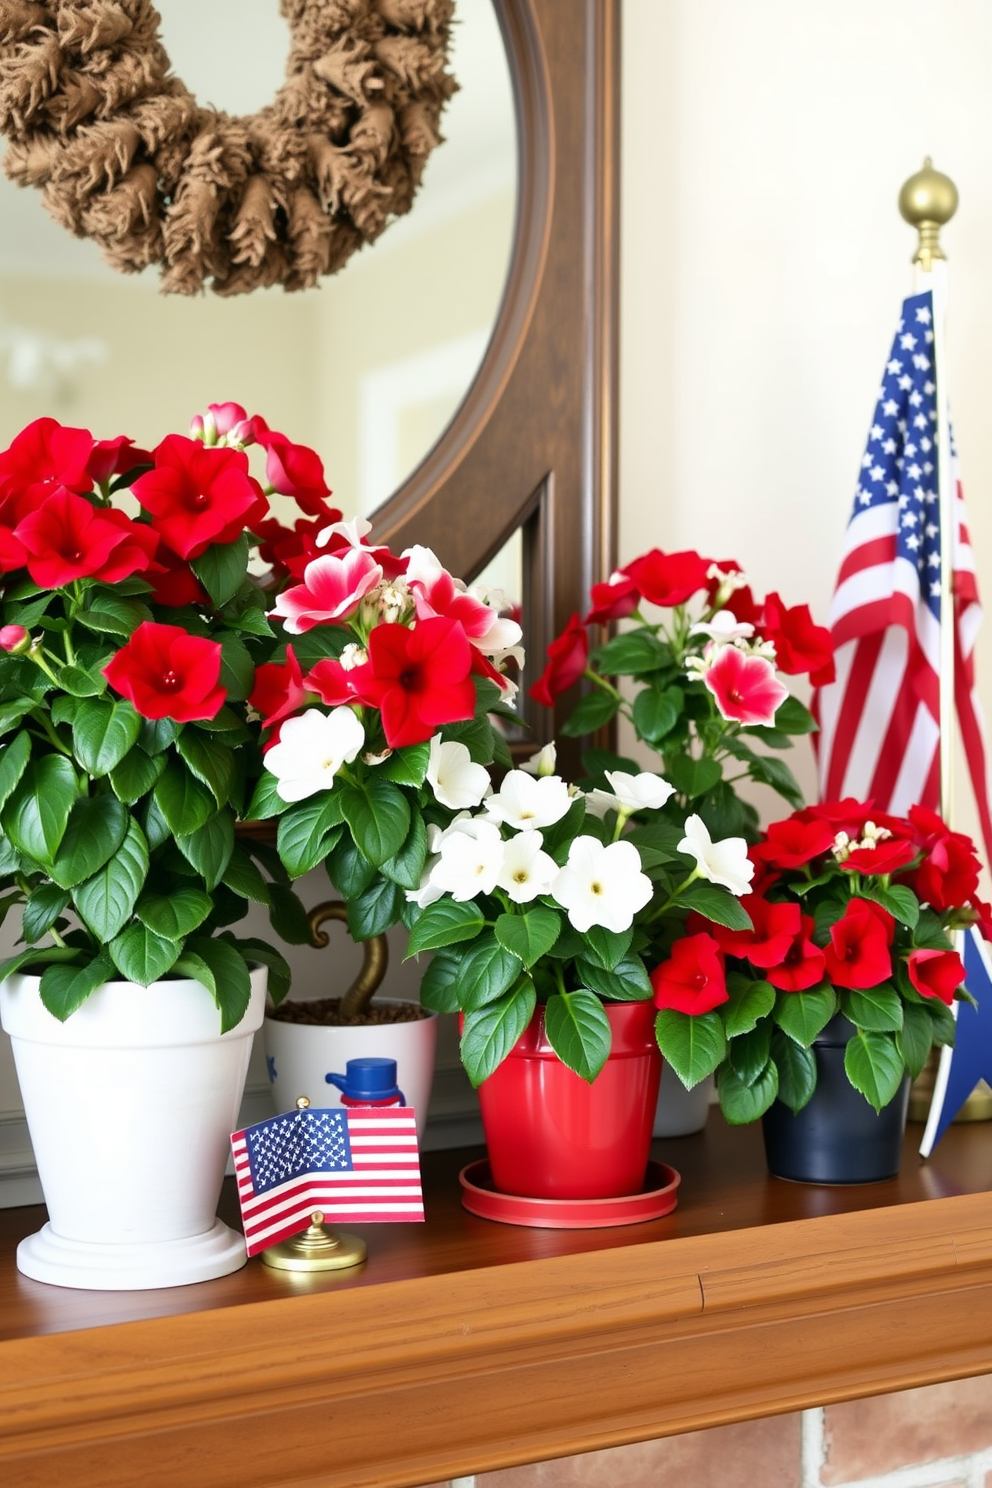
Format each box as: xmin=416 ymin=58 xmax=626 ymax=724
xmin=373 ymin=0 xmax=621 ymax=769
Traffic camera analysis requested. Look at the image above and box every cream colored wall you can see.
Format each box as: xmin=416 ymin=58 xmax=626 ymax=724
xmin=620 ymin=0 xmax=992 ymax=831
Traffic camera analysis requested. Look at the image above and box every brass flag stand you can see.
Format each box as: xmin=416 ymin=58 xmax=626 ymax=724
xmin=260 ymin=1098 xmax=368 ymax=1273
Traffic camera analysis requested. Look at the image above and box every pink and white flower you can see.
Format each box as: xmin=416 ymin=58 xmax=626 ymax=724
xmin=551 ymin=837 xmax=652 ymax=933
xmin=698 ymin=642 xmax=789 ymax=727
xmin=270 ymin=547 xmax=383 ymax=633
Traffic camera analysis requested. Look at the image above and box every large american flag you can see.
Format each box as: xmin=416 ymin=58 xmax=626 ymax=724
xmin=231 ymin=1105 xmax=424 ymax=1256
xmin=812 ymin=289 xmax=992 ymax=861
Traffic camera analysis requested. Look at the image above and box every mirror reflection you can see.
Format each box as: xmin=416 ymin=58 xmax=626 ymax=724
xmin=0 ymin=0 xmax=517 ymax=522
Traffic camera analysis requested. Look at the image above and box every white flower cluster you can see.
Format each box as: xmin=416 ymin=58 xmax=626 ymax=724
xmin=408 ymin=761 xmax=677 ymax=935
xmin=832 ymin=820 xmax=892 ymax=864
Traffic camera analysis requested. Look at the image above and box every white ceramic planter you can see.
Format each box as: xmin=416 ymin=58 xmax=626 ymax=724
xmin=263 ymin=1000 xmax=439 ymax=1138
xmin=653 ymin=1070 xmax=714 ymax=1138
xmin=0 ymin=965 xmax=267 ymax=1290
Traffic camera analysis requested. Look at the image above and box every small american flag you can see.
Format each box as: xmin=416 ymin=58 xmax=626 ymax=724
xmin=231 ymin=1105 xmax=424 ymax=1257
xmin=812 ymin=288 xmax=992 ymax=862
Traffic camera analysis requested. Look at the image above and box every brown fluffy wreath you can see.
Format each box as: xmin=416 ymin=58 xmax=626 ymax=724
xmin=0 ymin=0 xmax=457 ymax=295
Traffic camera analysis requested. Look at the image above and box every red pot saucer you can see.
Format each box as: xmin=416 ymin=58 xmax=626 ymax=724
xmin=458 ymin=1159 xmax=680 ymax=1229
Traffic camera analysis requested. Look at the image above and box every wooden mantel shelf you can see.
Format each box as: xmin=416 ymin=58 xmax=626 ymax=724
xmin=2 ymin=1119 xmax=992 ymax=1488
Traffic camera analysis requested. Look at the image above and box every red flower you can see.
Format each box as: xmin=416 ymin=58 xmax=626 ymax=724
xmin=87 ymin=436 xmax=152 ymax=486
xmin=103 ymin=621 xmax=226 ymax=723
xmin=304 ymin=657 xmax=362 ymax=707
xmin=651 ymin=934 xmax=728 ymax=1015
xmin=823 ymin=899 xmax=894 ymax=989
xmin=252 ymin=418 xmax=332 ymax=516
xmin=529 ymin=613 xmax=589 ymax=706
xmin=688 ymin=896 xmax=798 ymax=964
xmin=753 ymin=815 xmax=836 ymax=869
xmin=759 ymin=592 xmax=835 ymax=685
xmin=256 ymin=505 xmax=343 ymax=580
xmin=132 ymin=435 xmax=268 ymax=560
xmin=840 ymin=838 xmax=917 ymax=875
xmin=350 ymin=616 xmax=476 ymax=747
xmin=250 ymin=648 xmax=307 ymax=728
xmin=705 ymin=561 xmax=762 ymax=626
xmin=906 ymin=948 xmax=965 ymax=1005
xmin=584 ymin=572 xmax=641 ymax=624
xmin=970 ymin=894 xmax=992 ymax=943
xmin=146 ymin=546 xmax=208 ymax=608
xmin=765 ymin=913 xmax=826 ymax=992
xmin=905 ymin=805 xmax=981 ymax=911
xmin=0 ymin=417 xmax=95 ymax=504
xmin=702 ymin=644 xmax=789 ymax=726
xmin=623 ymin=548 xmax=711 ymax=607
xmin=14 ymin=490 xmax=158 ymax=588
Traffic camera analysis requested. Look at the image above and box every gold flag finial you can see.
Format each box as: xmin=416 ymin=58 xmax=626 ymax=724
xmin=898 ymin=157 xmax=958 ymax=270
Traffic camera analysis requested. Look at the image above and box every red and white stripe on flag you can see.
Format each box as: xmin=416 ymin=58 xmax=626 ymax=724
xmin=231 ymin=1107 xmax=424 ymax=1258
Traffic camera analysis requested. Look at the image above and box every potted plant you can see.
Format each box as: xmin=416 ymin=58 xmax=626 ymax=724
xmin=402 ymin=749 xmax=755 ymax=1207
xmin=248 ymin=528 xmax=524 ymax=1134
xmin=652 ymin=798 xmax=990 ymax=1183
xmin=0 ymin=404 xmax=321 ymax=1288
xmin=529 ymin=546 xmax=834 ymax=1135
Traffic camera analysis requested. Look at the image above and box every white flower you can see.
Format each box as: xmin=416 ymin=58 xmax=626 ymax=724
xmin=429 ymin=818 xmax=505 ymax=901
xmin=484 ymin=770 xmax=572 ymax=832
xmin=678 ymin=814 xmax=754 ymax=897
xmin=519 ymin=742 xmax=557 ymax=777
xmin=340 ymin=643 xmax=368 ymax=670
xmin=689 ymin=609 xmax=755 ymax=643
xmin=316 ymin=515 xmax=373 ymax=548
xmin=265 ymin=708 xmax=364 ymax=802
xmin=496 ymin=831 xmax=559 ymax=904
xmin=551 ymin=836 xmax=652 ymax=933
xmin=426 ymin=737 xmax=491 ymax=810
xmin=604 ymin=771 xmax=675 ymax=812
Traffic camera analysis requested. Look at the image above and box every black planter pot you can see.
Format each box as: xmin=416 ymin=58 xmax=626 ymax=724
xmin=762 ymin=1014 xmax=910 ymax=1184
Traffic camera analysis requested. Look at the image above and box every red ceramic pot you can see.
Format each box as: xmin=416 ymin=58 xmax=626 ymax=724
xmin=475 ymin=1001 xmax=662 ymax=1200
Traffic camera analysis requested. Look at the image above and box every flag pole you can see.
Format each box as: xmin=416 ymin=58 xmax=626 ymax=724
xmin=898 ymin=159 xmax=959 ymax=823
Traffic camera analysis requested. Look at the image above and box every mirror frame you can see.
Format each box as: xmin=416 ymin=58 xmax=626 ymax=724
xmin=373 ymin=0 xmax=620 ymax=769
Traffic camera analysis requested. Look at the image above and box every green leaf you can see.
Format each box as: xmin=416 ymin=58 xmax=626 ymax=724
xmin=771 ymin=1029 xmax=817 ymax=1112
xmin=139 ymin=717 xmax=179 ymax=755
xmin=0 ymin=729 xmax=31 ymax=815
xmin=844 ymin=1029 xmax=906 ymax=1112
xmin=0 ymin=945 xmax=80 ymax=982
xmin=268 ymin=883 xmax=314 ymax=945
xmin=245 ymin=771 xmax=287 ymax=821
xmin=379 ymin=812 xmax=427 ymax=892
xmin=544 ymin=989 xmax=612 ymax=1082
xmin=728 ymin=1022 xmax=772 ymax=1087
xmin=2 ymin=754 xmax=77 ymax=863
xmin=183 ymin=936 xmax=253 ymax=1033
xmin=77 ymin=593 xmax=152 ymax=637
xmin=678 ymin=881 xmax=753 ymax=930
xmin=109 ymin=747 xmax=165 ymax=804
xmin=773 ymin=984 xmax=838 ymax=1046
xmin=746 ymin=753 xmax=805 ymax=809
xmin=217 ymin=633 xmax=255 ymax=702
xmin=926 ymin=995 xmax=957 ymax=1047
xmin=136 ymin=887 xmax=213 ymax=940
xmin=898 ymin=1000 xmax=934 ymax=1081
xmin=50 ymin=795 xmax=129 ymax=889
xmin=582 ymin=924 xmax=633 ymax=972
xmin=406 ymin=899 xmax=486 ymax=955
xmin=39 ymin=953 xmax=116 ymax=1021
xmin=338 ymin=778 xmax=411 ymax=869
xmin=861 ymin=882 xmax=920 ymax=929
xmin=594 ymin=631 xmax=670 ymax=675
xmin=222 ymin=844 xmax=272 ymax=905
xmin=231 ymin=937 xmax=291 ymax=1003
xmin=346 ymin=876 xmax=403 ymax=940
xmin=912 ymin=908 xmax=955 ymax=951
xmin=176 ymin=813 xmax=235 ymax=890
xmin=0 ymin=698 xmax=37 ymax=739
xmin=768 ymin=694 xmax=816 ymax=734
xmin=191 ymin=532 xmax=250 ymax=609
xmin=377 ymin=742 xmax=431 ymax=787
xmin=22 ymin=884 xmax=70 ymax=943
xmin=461 ymin=978 xmax=537 ymax=1087
xmin=325 ymin=835 xmax=375 ymax=898
xmin=654 ymin=1007 xmax=726 ymax=1088
xmin=494 ymin=907 xmax=562 ymax=968
xmin=717 ymin=1060 xmax=779 ymax=1124
xmin=632 ymin=686 xmax=683 ymax=744
xmin=176 ymin=730 xmax=236 ymax=806
xmin=154 ymin=759 xmax=216 ymax=837
xmin=665 ymin=754 xmax=723 ymax=800
xmin=560 ymin=689 xmax=621 ymax=736
xmin=71 ymin=697 xmax=141 ymax=778
xmin=108 ymin=923 xmax=181 ymax=986
xmin=573 ymin=953 xmax=652 ymax=1002
xmin=723 ymin=976 xmax=777 ymax=1038
xmin=456 ymin=932 xmax=523 ymax=1011
xmin=73 ymin=818 xmax=149 ymax=940
xmin=277 ymin=793 xmax=346 ymax=878
xmin=419 ymin=951 xmax=462 ymax=1013
xmin=842 ymin=983 xmax=904 ymax=1034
